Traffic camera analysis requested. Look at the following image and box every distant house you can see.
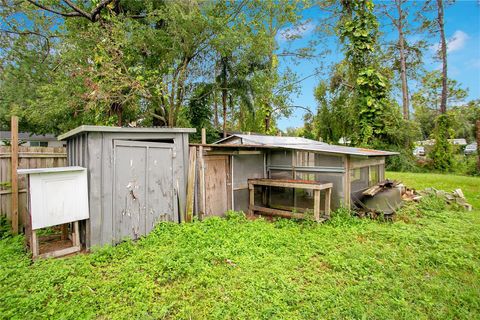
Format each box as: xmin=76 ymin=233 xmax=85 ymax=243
xmin=0 ymin=131 xmax=65 ymax=147
xmin=415 ymin=139 xmax=467 ymax=146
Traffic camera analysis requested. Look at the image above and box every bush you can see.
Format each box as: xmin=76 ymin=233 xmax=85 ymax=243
xmin=224 ymin=210 xmax=247 ymax=222
xmin=452 ymin=155 xmax=479 ymax=176
xmin=385 ymin=146 xmax=422 ymax=172
xmin=429 ymin=114 xmax=455 ymax=171
xmin=0 ymin=216 xmax=11 ymax=239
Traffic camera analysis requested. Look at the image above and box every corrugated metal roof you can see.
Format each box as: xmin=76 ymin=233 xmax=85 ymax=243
xmin=214 ymin=133 xmax=398 ymax=157
xmin=58 ymin=125 xmax=196 ymax=140
xmin=216 ymin=134 xmax=328 ymax=146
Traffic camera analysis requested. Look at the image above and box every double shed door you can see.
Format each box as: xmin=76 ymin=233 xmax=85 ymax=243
xmin=113 ymin=140 xmax=175 ymax=242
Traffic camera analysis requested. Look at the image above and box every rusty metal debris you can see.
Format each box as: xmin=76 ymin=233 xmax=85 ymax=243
xmin=353 ymin=180 xmax=473 ymax=218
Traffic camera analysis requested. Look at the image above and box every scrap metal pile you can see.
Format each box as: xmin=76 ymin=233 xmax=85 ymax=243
xmin=353 ymin=179 xmax=473 ymax=218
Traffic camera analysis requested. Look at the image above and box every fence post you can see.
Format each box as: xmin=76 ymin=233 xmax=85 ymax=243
xmin=11 ymin=116 xmax=19 ymax=234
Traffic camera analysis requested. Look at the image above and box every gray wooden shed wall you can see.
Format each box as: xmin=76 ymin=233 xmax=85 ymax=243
xmin=67 ymin=131 xmax=190 ymax=248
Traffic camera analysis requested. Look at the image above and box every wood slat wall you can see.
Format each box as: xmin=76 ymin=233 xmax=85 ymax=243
xmin=0 ymin=146 xmax=67 ymax=226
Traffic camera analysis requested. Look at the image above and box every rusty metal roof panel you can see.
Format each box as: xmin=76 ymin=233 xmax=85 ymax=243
xmin=280 ymin=143 xmax=398 ymax=156
xmin=213 ymin=134 xmax=398 ymax=156
xmin=215 ymin=134 xmax=328 ymax=146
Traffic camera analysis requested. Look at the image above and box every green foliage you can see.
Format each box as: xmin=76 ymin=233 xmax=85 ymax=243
xmin=385 ymin=146 xmax=421 ymax=172
xmin=1 ymin=173 xmax=480 ymax=319
xmin=453 ymin=155 xmax=480 ymax=177
xmin=450 ymin=99 xmax=480 ymax=143
xmin=0 ymin=1 xmax=305 ymax=135
xmin=336 ymin=0 xmax=391 ymax=146
xmin=0 ymin=216 xmax=11 ymax=239
xmin=224 ymin=210 xmax=247 ymax=222
xmin=412 ymin=71 xmax=469 ymax=140
xmin=187 ymin=84 xmax=214 ymax=129
xmin=429 ymin=114 xmax=455 ymax=171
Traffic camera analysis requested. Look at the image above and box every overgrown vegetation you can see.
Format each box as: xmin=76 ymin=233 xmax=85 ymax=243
xmin=1 ymin=172 xmax=479 ymax=319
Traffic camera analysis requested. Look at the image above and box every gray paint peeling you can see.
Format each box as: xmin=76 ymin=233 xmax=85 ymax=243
xmin=64 ymin=126 xmax=193 ymax=248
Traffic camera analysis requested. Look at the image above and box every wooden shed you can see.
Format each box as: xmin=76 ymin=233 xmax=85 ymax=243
xmin=192 ymin=134 xmax=398 ymax=218
xmin=58 ymin=125 xmax=195 ymax=248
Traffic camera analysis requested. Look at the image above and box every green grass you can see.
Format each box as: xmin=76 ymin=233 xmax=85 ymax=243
xmin=1 ymin=173 xmax=479 ymax=319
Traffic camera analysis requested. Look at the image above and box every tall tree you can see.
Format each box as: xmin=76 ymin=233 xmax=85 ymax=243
xmin=337 ymin=0 xmax=390 ymax=146
xmin=436 ymin=0 xmax=448 ymax=114
xmin=377 ymin=0 xmax=413 ymax=120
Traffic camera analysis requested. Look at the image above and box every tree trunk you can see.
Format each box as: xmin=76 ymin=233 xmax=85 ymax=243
xmin=396 ymin=0 xmax=409 ymax=120
xmin=221 ymin=56 xmax=228 ymax=138
xmin=437 ymin=0 xmax=448 ymax=114
xmin=222 ymin=88 xmax=227 ymax=138
xmin=264 ymin=110 xmax=271 ymax=132
xmin=213 ymin=91 xmax=218 ymax=128
xmin=110 ymin=102 xmax=123 ymax=126
xmin=229 ymin=94 xmax=234 ymax=126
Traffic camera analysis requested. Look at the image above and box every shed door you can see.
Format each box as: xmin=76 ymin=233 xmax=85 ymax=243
xmin=204 ymin=155 xmax=231 ymax=216
xmin=113 ymin=140 xmax=174 ymax=242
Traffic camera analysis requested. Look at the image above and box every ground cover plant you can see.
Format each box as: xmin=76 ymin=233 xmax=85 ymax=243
xmin=1 ymin=172 xmax=479 ymax=319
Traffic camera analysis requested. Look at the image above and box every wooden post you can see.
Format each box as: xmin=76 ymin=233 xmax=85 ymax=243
xmin=201 ymin=128 xmax=206 ymax=145
xmin=344 ymin=155 xmax=351 ymax=209
xmin=31 ymin=229 xmax=39 ymax=258
xmin=313 ymin=190 xmax=320 ymax=222
xmin=197 ymin=147 xmax=205 ymax=219
xmin=325 ymin=188 xmax=332 ymax=217
xmin=61 ymin=224 xmax=68 ymax=241
xmin=10 ymin=116 xmax=19 ymax=234
xmin=185 ymin=146 xmax=196 ymax=222
xmin=248 ymin=182 xmax=254 ymax=215
xmin=72 ymin=221 xmax=80 ymax=247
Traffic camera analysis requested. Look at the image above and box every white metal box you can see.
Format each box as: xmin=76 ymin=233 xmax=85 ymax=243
xmin=18 ymin=167 xmax=89 ymax=230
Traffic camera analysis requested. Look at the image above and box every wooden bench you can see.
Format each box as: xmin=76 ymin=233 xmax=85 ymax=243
xmin=247 ymin=178 xmax=333 ymax=222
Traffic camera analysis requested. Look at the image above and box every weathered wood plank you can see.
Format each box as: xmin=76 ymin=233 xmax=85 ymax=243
xmin=250 ymin=205 xmax=306 ymax=219
xmin=248 ymin=178 xmax=333 ymax=191
xmin=197 ymin=146 xmax=206 ymax=218
xmin=0 ymin=146 xmax=67 ymax=221
xmin=313 ymin=190 xmax=321 ymax=222
xmin=185 ymin=147 xmax=196 ymax=222
xmin=35 ymin=245 xmax=81 ymax=260
xmin=349 ymin=157 xmax=385 ymax=169
xmin=325 ymin=188 xmax=332 ymax=217
xmin=204 ymin=156 xmax=229 ymax=216
xmin=11 ymin=116 xmax=19 ymax=234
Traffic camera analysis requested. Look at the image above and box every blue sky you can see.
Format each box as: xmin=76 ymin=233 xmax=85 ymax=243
xmin=276 ymin=0 xmax=480 ymax=131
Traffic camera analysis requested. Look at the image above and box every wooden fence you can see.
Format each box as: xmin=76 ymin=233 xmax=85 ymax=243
xmin=0 ymin=146 xmax=67 ymax=226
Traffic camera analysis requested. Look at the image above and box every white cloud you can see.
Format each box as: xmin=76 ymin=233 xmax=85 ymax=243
xmin=447 ymin=30 xmax=469 ymax=53
xmin=431 ymin=30 xmax=470 ymax=53
xmin=277 ymin=21 xmax=315 ymax=42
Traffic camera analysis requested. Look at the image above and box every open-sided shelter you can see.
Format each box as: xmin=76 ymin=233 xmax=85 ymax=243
xmin=58 ymin=125 xmax=195 ymax=248
xmin=192 ymin=134 xmax=398 ymax=218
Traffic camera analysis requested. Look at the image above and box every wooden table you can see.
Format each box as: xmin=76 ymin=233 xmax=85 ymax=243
xmin=248 ymin=178 xmax=333 ymax=222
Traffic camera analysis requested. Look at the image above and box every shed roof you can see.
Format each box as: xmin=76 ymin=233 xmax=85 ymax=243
xmin=58 ymin=125 xmax=196 ymax=140
xmin=215 ymin=134 xmax=328 ymax=146
xmin=214 ymin=133 xmax=398 ymax=157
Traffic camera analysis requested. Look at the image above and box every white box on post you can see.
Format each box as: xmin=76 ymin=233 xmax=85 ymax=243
xmin=18 ymin=166 xmax=89 ymax=259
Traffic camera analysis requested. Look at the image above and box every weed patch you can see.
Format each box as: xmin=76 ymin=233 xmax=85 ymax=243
xmin=0 ymin=173 xmax=479 ymax=319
